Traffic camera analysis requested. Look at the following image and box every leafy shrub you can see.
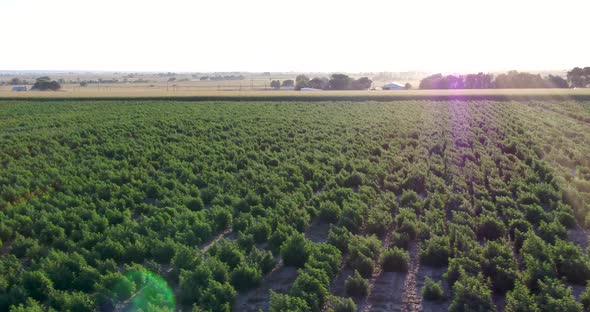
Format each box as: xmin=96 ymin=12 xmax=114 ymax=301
xmin=536 ymin=278 xmax=582 ymax=312
xmin=201 ymin=280 xmax=236 ymax=312
xmin=338 ymin=201 xmax=366 ymax=234
xmin=482 ymin=241 xmax=518 ymax=293
xmin=381 ymin=247 xmax=409 ymax=272
xmin=249 ymin=221 xmax=271 ymax=244
xmin=319 ymin=201 xmax=341 ymax=223
xmin=551 ymin=240 xmax=590 ymax=285
xmin=347 ymin=235 xmax=381 ymax=277
xmin=391 ymin=231 xmax=410 ymax=249
xmin=290 ymin=270 xmax=329 ymax=312
xmin=328 ymin=225 xmax=352 ymax=253
xmin=538 ymin=220 xmax=568 ymax=244
xmin=331 ymin=296 xmax=357 ymax=312
xmin=209 ymin=240 xmax=244 ymax=269
xmin=580 ymin=283 xmax=590 ymax=312
xmin=395 ymin=208 xmax=419 ymax=239
xmin=420 ymin=236 xmax=450 ymax=267
xmin=269 ymin=291 xmax=309 ymax=312
xmin=477 ymin=215 xmax=506 ymax=240
xmin=446 ymin=257 xmax=482 ymax=287
xmin=522 ymin=204 xmax=547 ymax=225
xmin=366 ymin=207 xmax=393 ymax=236
xmin=400 ymin=190 xmax=420 ymax=208
xmin=522 ymin=255 xmax=556 ymax=291
xmin=281 ymin=233 xmax=311 ymax=268
xmin=449 ymin=274 xmax=495 ymax=312
xmin=422 ymin=277 xmax=444 ymax=301
xmin=268 ymin=224 xmax=296 ymax=255
xmin=230 ymin=264 xmax=262 ymax=291
xmin=345 ymin=270 xmax=369 ymax=298
xmin=22 ymin=271 xmax=53 ymax=302
xmin=505 ymin=281 xmax=539 ymax=312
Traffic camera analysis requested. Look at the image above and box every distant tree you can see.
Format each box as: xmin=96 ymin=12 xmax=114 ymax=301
xmin=567 ymin=67 xmax=590 ymax=88
xmin=351 ymin=77 xmax=372 ymax=90
xmin=308 ymin=77 xmax=329 ymax=90
xmin=9 ymin=77 xmax=22 ymax=85
xmin=419 ymin=74 xmax=445 ymax=89
xmin=270 ymin=80 xmax=281 ymax=90
xmin=404 ymin=82 xmax=412 ymax=90
xmin=295 ymin=75 xmax=310 ymax=90
xmin=282 ymin=79 xmax=295 ymax=88
xmin=32 ymin=77 xmax=61 ymax=91
xmin=494 ymin=71 xmax=546 ymax=88
xmin=546 ymin=75 xmax=569 ymax=88
xmin=464 ymin=73 xmax=494 ymax=89
xmin=329 ymin=74 xmax=353 ymax=90
xmin=79 ymin=81 xmax=88 ymax=87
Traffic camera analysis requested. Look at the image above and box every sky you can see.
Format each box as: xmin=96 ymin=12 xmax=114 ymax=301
xmin=0 ymin=0 xmax=588 ymax=73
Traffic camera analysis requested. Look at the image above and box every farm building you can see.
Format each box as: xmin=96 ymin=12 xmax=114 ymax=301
xmin=382 ymin=82 xmax=405 ymax=90
xmin=11 ymin=86 xmax=27 ymax=92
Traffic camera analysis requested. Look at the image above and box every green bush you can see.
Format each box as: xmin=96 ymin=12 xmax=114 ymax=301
xmin=449 ymin=274 xmax=495 ymax=312
xmin=328 ymin=225 xmax=352 ymax=253
xmin=391 ymin=231 xmax=410 ymax=249
xmin=290 ymin=270 xmax=329 ymax=312
xmin=319 ymin=201 xmax=342 ymax=223
xmin=366 ymin=208 xmax=393 ymax=236
xmin=331 ymin=296 xmax=357 ymax=312
xmin=345 ymin=270 xmax=369 ymax=298
xmin=422 ymin=277 xmax=444 ymax=301
xmin=270 ymin=291 xmax=309 ymax=312
xmin=281 ymin=233 xmax=311 ymax=268
xmin=420 ymin=236 xmax=450 ymax=267
xmin=580 ymin=283 xmax=590 ymax=312
xmin=482 ymin=241 xmax=518 ymax=293
xmin=505 ymin=281 xmax=539 ymax=312
xmin=230 ymin=264 xmax=262 ymax=291
xmin=536 ymin=278 xmax=582 ymax=312
xmin=477 ymin=215 xmax=506 ymax=240
xmin=381 ymin=247 xmax=409 ymax=272
xmin=551 ymin=240 xmax=590 ymax=285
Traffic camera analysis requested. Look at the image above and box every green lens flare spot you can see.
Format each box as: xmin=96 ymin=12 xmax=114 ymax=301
xmin=122 ymin=270 xmax=175 ymax=312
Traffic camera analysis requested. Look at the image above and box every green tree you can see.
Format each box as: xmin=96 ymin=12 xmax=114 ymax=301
xmin=270 ymin=80 xmax=281 ymax=90
xmin=295 ymin=75 xmax=310 ymax=90
xmin=32 ymin=76 xmax=61 ymax=91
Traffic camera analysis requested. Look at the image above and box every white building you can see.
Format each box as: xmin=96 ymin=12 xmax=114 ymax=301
xmin=382 ymin=82 xmax=406 ymax=90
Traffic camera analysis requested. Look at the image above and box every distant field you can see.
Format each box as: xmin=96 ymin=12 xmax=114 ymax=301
xmin=1 ymin=99 xmax=590 ymax=311
xmin=1 ymin=88 xmax=590 ymax=100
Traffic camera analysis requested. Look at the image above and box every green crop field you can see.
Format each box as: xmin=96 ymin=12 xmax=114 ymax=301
xmin=1 ymin=99 xmax=590 ymax=312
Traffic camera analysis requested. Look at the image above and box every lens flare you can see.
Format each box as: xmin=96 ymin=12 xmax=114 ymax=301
xmin=119 ymin=271 xmax=175 ymax=312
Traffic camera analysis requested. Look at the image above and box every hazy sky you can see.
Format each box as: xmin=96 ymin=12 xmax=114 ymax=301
xmin=1 ymin=0 xmax=588 ymax=73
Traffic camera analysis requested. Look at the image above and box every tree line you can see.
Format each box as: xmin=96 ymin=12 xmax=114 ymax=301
xmin=270 ymin=74 xmax=373 ymax=90
xmin=419 ymin=67 xmax=590 ymax=89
